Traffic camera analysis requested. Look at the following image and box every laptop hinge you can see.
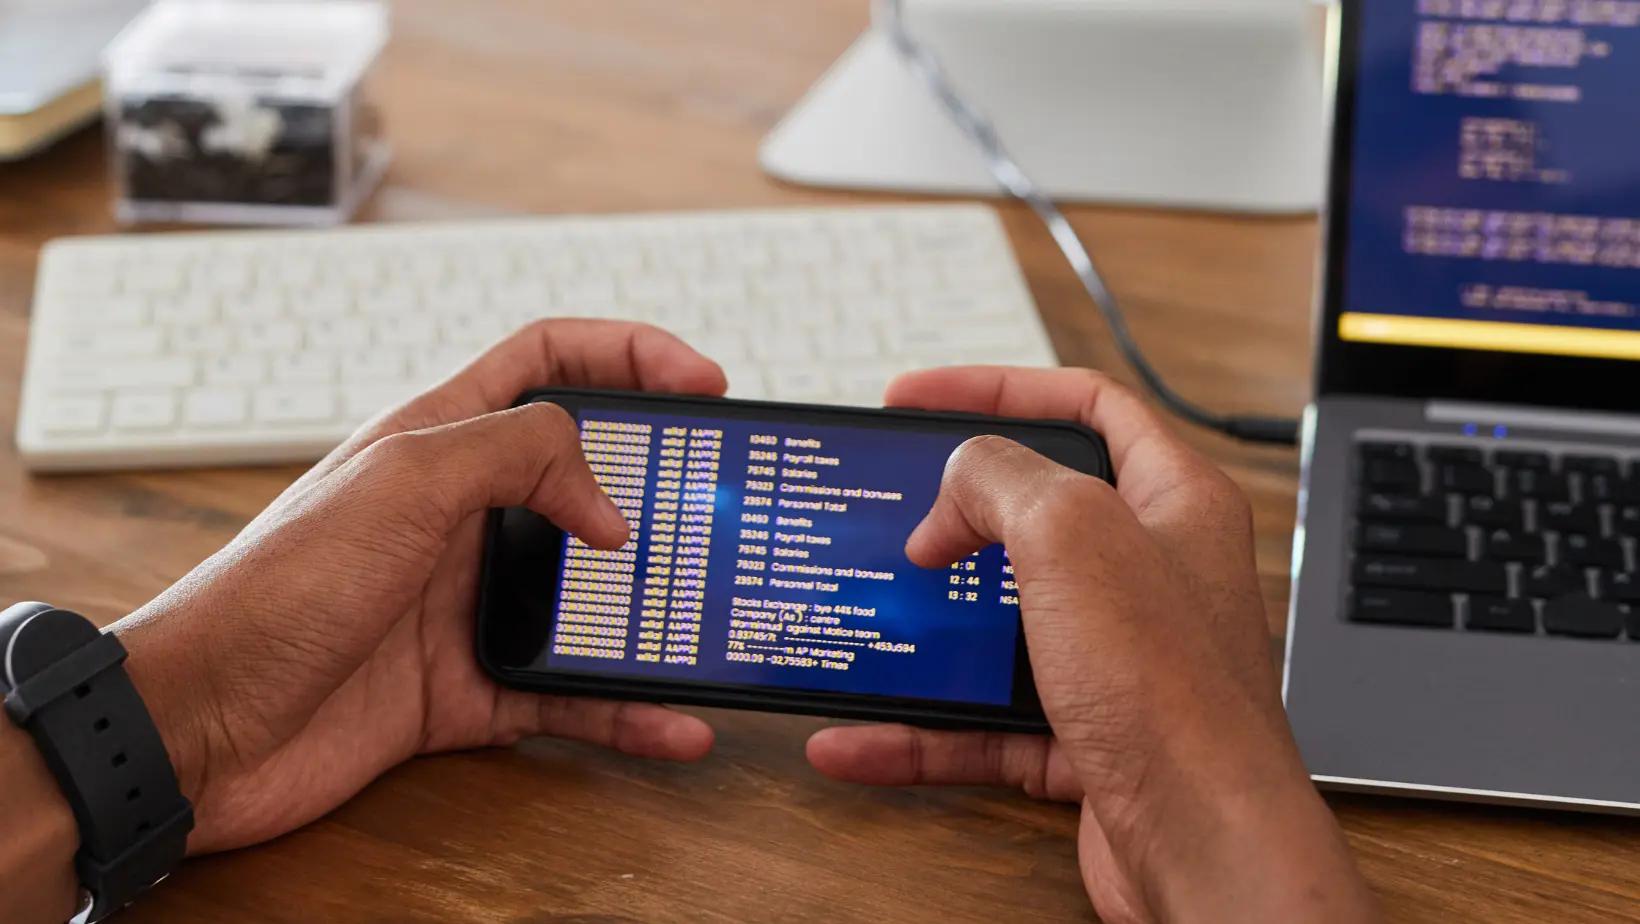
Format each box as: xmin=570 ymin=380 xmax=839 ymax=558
xmin=1426 ymin=401 xmax=1640 ymax=438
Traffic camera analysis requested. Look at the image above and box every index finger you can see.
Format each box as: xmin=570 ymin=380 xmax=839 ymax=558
xmin=293 ymin=319 xmax=726 ymax=495
xmin=885 ymin=366 xmax=1214 ymax=518
xmin=381 ymin=317 xmax=727 ymax=437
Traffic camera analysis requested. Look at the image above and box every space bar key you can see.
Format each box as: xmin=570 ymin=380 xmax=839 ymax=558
xmin=1352 ymin=556 xmax=1508 ymax=595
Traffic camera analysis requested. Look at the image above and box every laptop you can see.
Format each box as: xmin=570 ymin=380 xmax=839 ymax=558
xmin=1284 ymin=1 xmax=1640 ymax=813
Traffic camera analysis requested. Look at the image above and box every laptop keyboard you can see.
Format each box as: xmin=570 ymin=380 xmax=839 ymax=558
xmin=1347 ymin=437 xmax=1640 ymax=639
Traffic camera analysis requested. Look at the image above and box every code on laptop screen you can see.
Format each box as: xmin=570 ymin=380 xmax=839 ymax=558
xmin=1340 ymin=0 xmax=1640 ymax=361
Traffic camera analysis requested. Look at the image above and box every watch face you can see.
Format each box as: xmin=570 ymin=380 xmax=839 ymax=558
xmin=0 ymin=603 xmax=58 ymax=693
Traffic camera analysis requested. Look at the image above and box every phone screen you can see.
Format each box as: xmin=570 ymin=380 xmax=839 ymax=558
xmin=479 ymin=390 xmax=1110 ymax=730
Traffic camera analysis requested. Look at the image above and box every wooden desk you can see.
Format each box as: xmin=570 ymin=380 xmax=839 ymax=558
xmin=2 ymin=1 xmax=1637 ymax=920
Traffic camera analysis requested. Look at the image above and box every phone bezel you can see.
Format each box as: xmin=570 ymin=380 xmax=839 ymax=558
xmin=474 ymin=388 xmax=1114 ymax=734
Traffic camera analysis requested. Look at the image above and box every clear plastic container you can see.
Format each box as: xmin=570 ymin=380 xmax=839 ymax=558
xmin=103 ymin=0 xmax=389 ymax=226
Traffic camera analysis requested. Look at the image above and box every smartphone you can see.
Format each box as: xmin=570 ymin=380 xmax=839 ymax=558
xmin=476 ymin=389 xmax=1112 ymax=733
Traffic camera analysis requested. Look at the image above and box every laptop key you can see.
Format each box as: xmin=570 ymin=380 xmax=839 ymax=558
xmin=1542 ymin=594 xmax=1624 ymax=639
xmin=1560 ymin=534 xmax=1626 ymax=570
xmin=1353 ymin=556 xmax=1507 ymax=595
xmin=1438 ymin=463 xmax=1495 ymax=496
xmin=1358 ymin=441 xmax=1415 ymax=461
xmin=1562 ymin=455 xmax=1621 ymax=476
xmin=1363 ymin=459 xmax=1421 ymax=492
xmin=1540 ymin=500 xmax=1599 ymax=534
xmin=1586 ymin=473 xmax=1640 ymax=504
xmin=1507 ymin=469 xmax=1570 ymax=500
xmin=1618 ymin=505 xmax=1639 ymax=539
xmin=1483 ymin=528 xmax=1545 ymax=563
xmin=1358 ymin=492 xmax=1446 ymax=523
xmin=1524 ymin=563 xmax=1586 ymax=599
xmin=1467 ymin=596 xmax=1535 ymax=633
xmin=1426 ymin=445 xmax=1483 ymax=464
xmin=1602 ymin=572 xmax=1640 ymax=604
xmin=1356 ymin=523 xmax=1468 ymax=558
xmin=1349 ymin=588 xmax=1454 ymax=628
xmin=1461 ymin=495 xmax=1523 ymax=530
xmin=1494 ymin=449 xmax=1550 ymax=470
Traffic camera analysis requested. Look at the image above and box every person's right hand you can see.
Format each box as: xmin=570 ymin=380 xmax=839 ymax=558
xmin=806 ymin=367 xmax=1379 ymax=923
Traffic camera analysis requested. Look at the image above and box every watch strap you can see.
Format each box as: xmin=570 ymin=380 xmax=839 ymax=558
xmin=3 ymin=604 xmax=193 ymax=921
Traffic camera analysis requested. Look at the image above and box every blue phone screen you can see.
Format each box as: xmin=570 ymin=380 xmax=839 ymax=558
xmin=544 ymin=409 xmax=1021 ymax=707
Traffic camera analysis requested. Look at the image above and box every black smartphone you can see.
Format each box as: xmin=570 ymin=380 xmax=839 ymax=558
xmin=476 ymin=389 xmax=1112 ymax=733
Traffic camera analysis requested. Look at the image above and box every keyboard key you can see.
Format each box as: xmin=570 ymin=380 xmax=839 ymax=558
xmin=1356 ymin=523 xmax=1467 ymax=558
xmin=748 ymin=332 xmax=815 ymax=362
xmin=239 ymin=320 xmax=301 ymax=351
xmin=1467 ymin=596 xmax=1535 ymax=633
xmin=1494 ymin=449 xmax=1550 ymax=470
xmin=1426 ymin=445 xmax=1482 ymax=464
xmin=1540 ymin=501 xmax=1599 ymax=535
xmin=182 ymin=389 xmax=248 ymax=428
xmin=1358 ymin=441 xmax=1415 ymax=461
xmin=1353 ymin=556 xmax=1507 ymax=595
xmin=255 ymin=387 xmax=337 ymax=424
xmin=203 ymin=354 xmax=267 ymax=386
xmin=1606 ymin=572 xmax=1640 ymax=604
xmin=39 ymin=395 xmax=106 ymax=435
xmin=342 ymin=384 xmax=415 ymax=421
xmin=1562 ymin=454 xmax=1621 ymax=476
xmin=766 ymin=365 xmax=833 ymax=401
xmin=1363 ymin=459 xmax=1421 ymax=492
xmin=1483 ymin=528 xmax=1545 ymax=563
xmin=1349 ymin=588 xmax=1453 ymax=628
xmin=170 ymin=325 xmax=234 ymax=353
xmin=1507 ymin=468 xmax=1569 ymax=500
xmin=1358 ymin=492 xmax=1446 ymax=523
xmin=61 ymin=327 xmax=165 ymax=357
xmin=1438 ymin=463 xmax=1495 ymax=496
xmin=1560 ymin=534 xmax=1626 ymax=570
xmin=307 ymin=316 xmax=373 ymax=349
xmin=1523 ymin=564 xmax=1586 ymax=600
xmin=110 ymin=390 xmax=176 ymax=430
xmin=1618 ymin=505 xmax=1640 ymax=539
xmin=1542 ymin=594 xmax=1624 ymax=639
xmin=1585 ymin=473 xmax=1640 ymax=504
xmin=1460 ymin=495 xmax=1523 ymax=530
xmin=270 ymin=353 xmax=336 ymax=385
xmin=339 ymin=349 xmax=407 ymax=384
xmin=153 ymin=295 xmax=216 ymax=326
xmin=718 ymin=362 xmax=766 ymax=399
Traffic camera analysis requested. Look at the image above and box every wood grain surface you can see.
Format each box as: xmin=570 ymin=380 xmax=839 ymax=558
xmin=2 ymin=1 xmax=1637 ymax=921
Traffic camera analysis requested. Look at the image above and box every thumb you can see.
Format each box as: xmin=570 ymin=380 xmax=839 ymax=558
xmin=337 ymin=401 xmax=631 ymax=550
xmin=906 ymin=435 xmax=1128 ymax=570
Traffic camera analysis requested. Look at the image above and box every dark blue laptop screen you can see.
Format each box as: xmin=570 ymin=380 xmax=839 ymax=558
xmin=1340 ymin=0 xmax=1640 ymax=361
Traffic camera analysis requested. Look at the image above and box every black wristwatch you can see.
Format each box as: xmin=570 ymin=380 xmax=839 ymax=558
xmin=1 ymin=602 xmax=193 ymax=922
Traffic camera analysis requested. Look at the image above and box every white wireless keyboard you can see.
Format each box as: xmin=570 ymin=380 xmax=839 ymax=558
xmin=18 ymin=205 xmax=1056 ymax=470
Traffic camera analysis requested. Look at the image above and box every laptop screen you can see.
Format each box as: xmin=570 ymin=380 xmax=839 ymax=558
xmin=1339 ymin=1 xmax=1640 ymax=363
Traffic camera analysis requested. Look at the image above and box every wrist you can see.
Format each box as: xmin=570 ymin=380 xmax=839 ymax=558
xmin=111 ymin=610 xmax=213 ymax=814
xmin=0 ymin=718 xmax=83 ymax=924
xmin=1098 ymin=715 xmax=1377 ymax=922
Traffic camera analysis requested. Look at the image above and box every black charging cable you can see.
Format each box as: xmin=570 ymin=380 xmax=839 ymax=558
xmin=879 ymin=0 xmax=1302 ymax=447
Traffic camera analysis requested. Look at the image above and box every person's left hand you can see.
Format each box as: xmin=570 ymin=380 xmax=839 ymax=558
xmin=112 ymin=319 xmax=727 ymax=855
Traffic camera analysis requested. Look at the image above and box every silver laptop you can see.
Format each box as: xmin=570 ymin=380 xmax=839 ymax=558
xmin=1285 ymin=1 xmax=1640 ymax=812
